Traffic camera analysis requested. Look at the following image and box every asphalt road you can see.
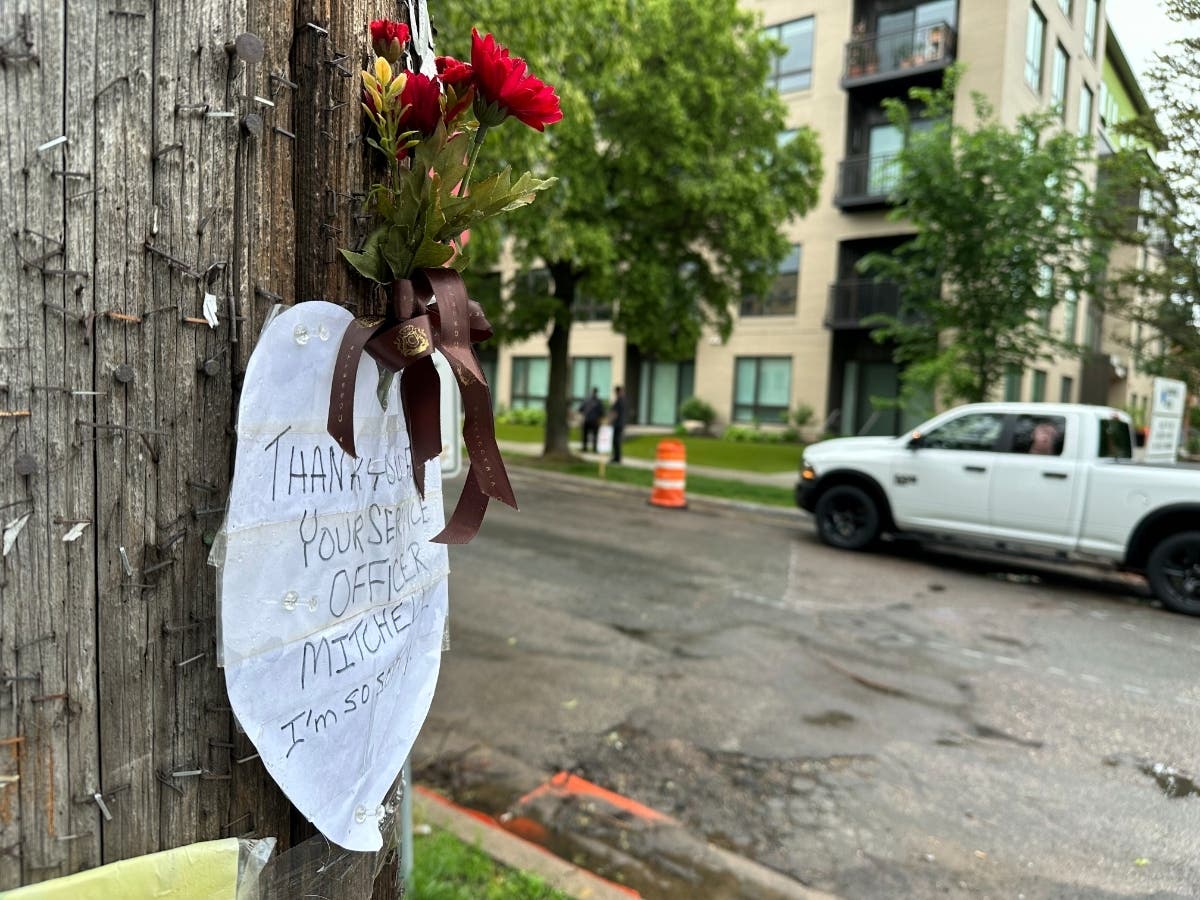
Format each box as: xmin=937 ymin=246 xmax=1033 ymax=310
xmin=414 ymin=469 xmax=1200 ymax=899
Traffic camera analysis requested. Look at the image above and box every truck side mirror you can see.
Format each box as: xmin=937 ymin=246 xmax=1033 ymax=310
xmin=907 ymin=431 xmax=924 ymax=450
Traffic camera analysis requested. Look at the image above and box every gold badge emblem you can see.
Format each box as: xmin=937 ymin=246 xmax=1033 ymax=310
xmin=355 ymin=315 xmax=385 ymax=328
xmin=397 ymin=324 xmax=431 ymax=357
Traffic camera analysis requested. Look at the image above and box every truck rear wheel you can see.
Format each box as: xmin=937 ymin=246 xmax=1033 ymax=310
xmin=1147 ymin=531 xmax=1200 ymax=616
xmin=815 ymin=484 xmax=880 ymax=551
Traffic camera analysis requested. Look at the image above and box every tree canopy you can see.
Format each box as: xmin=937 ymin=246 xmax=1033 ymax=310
xmin=432 ymin=0 xmax=823 ymax=454
xmin=860 ymin=68 xmax=1104 ymax=406
xmin=1099 ymin=0 xmax=1200 ymax=388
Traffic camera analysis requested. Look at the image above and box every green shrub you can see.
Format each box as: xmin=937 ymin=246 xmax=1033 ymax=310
xmin=791 ymin=404 xmax=814 ymax=427
xmin=678 ymin=396 xmax=716 ymax=428
xmin=721 ymin=424 xmax=754 ymax=442
xmin=720 ymin=424 xmax=800 ymax=444
xmin=497 ymin=406 xmax=546 ymax=427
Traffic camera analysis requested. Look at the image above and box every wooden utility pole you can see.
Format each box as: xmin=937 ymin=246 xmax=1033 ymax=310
xmin=0 ymin=0 xmax=432 ymax=893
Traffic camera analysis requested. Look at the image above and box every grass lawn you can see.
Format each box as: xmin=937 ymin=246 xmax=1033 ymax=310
xmin=411 ymin=826 xmax=570 ymax=900
xmin=506 ymin=455 xmax=795 ymax=508
xmin=494 ymin=423 xmax=804 ymax=474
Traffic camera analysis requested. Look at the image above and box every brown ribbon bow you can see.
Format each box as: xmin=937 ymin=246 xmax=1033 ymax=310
xmin=326 ymin=267 xmax=517 ymax=544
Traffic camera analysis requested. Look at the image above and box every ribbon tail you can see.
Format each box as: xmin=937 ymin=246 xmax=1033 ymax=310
xmin=431 ymin=468 xmax=490 ymax=544
xmin=400 ymin=356 xmax=442 ymax=500
xmin=441 ymin=345 xmax=517 ymax=509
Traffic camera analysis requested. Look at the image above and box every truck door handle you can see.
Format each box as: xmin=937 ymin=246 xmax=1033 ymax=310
xmin=963 ymin=465 xmax=986 ymax=473
xmin=1042 ymin=472 xmax=1068 ymax=480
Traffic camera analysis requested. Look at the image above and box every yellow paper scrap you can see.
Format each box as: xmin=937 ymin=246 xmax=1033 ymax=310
xmin=1 ymin=837 xmax=240 ymax=900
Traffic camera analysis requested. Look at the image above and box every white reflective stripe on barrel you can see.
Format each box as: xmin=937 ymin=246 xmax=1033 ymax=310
xmin=653 ymin=479 xmax=686 ymax=490
xmin=654 ymin=460 xmax=687 ymax=470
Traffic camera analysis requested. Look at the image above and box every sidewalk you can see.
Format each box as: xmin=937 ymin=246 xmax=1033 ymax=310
xmin=497 ymin=439 xmax=798 ymax=489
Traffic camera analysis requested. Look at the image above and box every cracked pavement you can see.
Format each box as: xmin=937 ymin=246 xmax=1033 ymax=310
xmin=414 ymin=469 xmax=1200 ymax=898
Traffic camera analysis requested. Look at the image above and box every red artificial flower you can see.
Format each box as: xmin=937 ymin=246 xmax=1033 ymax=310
xmin=370 ymin=19 xmax=410 ymax=64
xmin=436 ymin=55 xmax=476 ymax=123
xmin=469 ymin=29 xmax=562 ymax=132
xmin=436 ymin=55 xmax=474 ymax=87
xmin=398 ymin=72 xmax=443 ymax=138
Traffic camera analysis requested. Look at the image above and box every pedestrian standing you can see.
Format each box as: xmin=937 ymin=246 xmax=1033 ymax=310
xmin=609 ymin=386 xmax=627 ymax=463
xmin=578 ymin=387 xmax=604 ymax=452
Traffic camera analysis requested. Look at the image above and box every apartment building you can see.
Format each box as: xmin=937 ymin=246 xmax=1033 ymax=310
xmin=485 ymin=0 xmax=1157 ymax=434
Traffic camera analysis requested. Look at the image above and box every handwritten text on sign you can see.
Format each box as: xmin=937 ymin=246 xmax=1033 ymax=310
xmin=219 ymin=302 xmax=449 ymax=852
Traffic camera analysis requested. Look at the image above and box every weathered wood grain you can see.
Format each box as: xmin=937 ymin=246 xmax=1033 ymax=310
xmin=0 ymin=0 xmax=431 ymax=892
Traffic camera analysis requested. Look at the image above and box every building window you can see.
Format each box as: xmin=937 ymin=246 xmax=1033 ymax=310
xmin=570 ymin=357 xmax=612 ymax=408
xmin=1058 ymin=0 xmax=1072 ymax=17
xmin=1025 ymin=4 xmax=1047 ymax=92
xmin=1060 ymin=375 xmax=1074 ymax=402
xmin=1084 ymin=0 xmax=1099 ymax=58
xmin=639 ymin=360 xmax=695 ymax=426
xmin=574 ymin=284 xmax=612 ymax=322
xmin=511 ymin=356 xmax=549 ymax=409
xmin=734 ymin=357 xmax=792 ymax=423
xmin=1031 ymin=369 xmax=1048 ymax=402
xmin=765 ymin=17 xmax=814 ymax=93
xmin=1079 ymin=83 xmax=1094 ymax=136
xmin=1063 ymin=288 xmax=1078 ymax=342
xmin=513 ymin=267 xmax=551 ymax=299
xmin=1004 ymin=366 xmax=1023 ymax=401
xmin=741 ymin=245 xmax=801 ymax=316
xmin=1037 ymin=263 xmax=1054 ymax=329
xmin=1051 ymin=43 xmax=1069 ymax=119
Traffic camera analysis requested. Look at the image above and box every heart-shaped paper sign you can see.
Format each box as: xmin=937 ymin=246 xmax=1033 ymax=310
xmin=218 ymin=301 xmax=448 ymax=851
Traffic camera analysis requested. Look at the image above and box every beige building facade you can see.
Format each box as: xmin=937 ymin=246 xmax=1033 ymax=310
xmin=487 ymin=0 xmax=1157 ymax=435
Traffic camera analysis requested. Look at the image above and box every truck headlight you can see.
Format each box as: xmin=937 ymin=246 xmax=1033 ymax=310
xmin=801 ymin=462 xmax=816 ymax=481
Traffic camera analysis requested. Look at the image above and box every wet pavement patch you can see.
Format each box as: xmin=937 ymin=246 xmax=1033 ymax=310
xmin=803 ymin=709 xmax=857 ymax=727
xmin=1102 ymin=754 xmax=1200 ymax=800
xmin=1139 ymin=761 xmax=1200 ymax=799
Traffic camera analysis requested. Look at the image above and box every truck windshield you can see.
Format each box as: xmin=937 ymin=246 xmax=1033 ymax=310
xmin=1099 ymin=418 xmax=1133 ymax=459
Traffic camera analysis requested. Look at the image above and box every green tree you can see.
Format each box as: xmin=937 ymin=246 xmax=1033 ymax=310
xmin=860 ymin=68 xmax=1104 ymax=406
xmin=1097 ymin=0 xmax=1200 ymax=387
xmin=434 ymin=0 xmax=822 ymax=456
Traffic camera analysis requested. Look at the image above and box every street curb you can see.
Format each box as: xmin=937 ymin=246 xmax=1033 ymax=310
xmin=413 ymin=786 xmax=641 ymax=899
xmin=503 ymin=459 xmax=807 ymax=525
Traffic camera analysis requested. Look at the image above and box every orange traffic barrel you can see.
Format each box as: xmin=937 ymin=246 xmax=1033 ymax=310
xmin=649 ymin=439 xmax=687 ymax=509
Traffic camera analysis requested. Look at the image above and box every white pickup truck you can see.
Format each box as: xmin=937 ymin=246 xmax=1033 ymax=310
xmin=796 ymin=402 xmax=1200 ymax=615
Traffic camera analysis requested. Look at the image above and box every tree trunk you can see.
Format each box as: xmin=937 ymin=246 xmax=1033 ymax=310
xmin=543 ymin=263 xmax=577 ymax=458
xmin=0 ymin=0 xmax=427 ymax=893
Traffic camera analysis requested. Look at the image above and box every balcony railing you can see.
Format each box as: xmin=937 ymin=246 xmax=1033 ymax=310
xmin=835 ymin=152 xmax=901 ymax=208
xmin=826 ymin=279 xmax=901 ymax=329
xmin=842 ymin=21 xmax=957 ymax=88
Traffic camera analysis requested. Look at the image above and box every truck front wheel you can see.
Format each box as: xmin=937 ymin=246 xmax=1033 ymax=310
xmin=1147 ymin=531 xmax=1200 ymax=616
xmin=814 ymin=484 xmax=880 ymax=551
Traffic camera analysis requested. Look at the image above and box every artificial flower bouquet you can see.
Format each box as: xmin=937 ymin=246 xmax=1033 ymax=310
xmin=342 ymin=20 xmax=561 ymax=283
xmin=324 ymin=21 xmax=561 ymax=544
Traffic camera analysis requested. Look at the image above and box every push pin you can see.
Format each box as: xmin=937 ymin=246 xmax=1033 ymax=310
xmin=113 ymin=364 xmax=135 ymax=384
xmin=14 ymin=455 xmax=37 ymax=477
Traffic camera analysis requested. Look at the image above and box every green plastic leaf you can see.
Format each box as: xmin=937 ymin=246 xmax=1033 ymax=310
xmin=340 ymin=226 xmax=389 ymax=282
xmin=411 ymin=238 xmax=457 ymax=270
